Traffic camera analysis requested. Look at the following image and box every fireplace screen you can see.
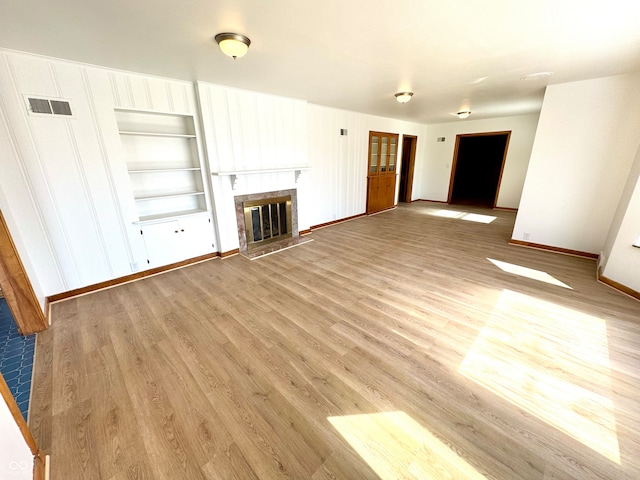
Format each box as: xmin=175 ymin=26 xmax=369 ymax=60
xmin=243 ymin=196 xmax=292 ymax=248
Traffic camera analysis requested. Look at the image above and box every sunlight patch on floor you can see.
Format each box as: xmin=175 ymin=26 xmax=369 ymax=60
xmin=426 ymin=208 xmax=466 ymax=218
xmin=460 ymin=213 xmax=497 ymax=224
xmin=328 ymin=411 xmax=488 ymax=480
xmin=459 ymin=289 xmax=619 ymax=464
xmin=422 ymin=208 xmax=496 ymax=224
xmin=487 ymin=258 xmax=573 ymax=289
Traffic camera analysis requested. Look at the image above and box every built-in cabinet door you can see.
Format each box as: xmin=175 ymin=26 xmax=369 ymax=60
xmin=367 ymin=131 xmax=399 ymax=214
xmin=178 ymin=215 xmax=216 ymax=258
xmin=367 ymin=176 xmax=381 ymax=213
xmin=141 ymin=214 xmax=215 ymax=268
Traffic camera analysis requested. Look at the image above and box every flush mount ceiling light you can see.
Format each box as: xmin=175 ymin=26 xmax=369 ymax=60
xmin=457 ymin=110 xmax=471 ymax=119
xmin=215 ymin=33 xmax=251 ymax=59
xmin=521 ymin=72 xmax=554 ymax=81
xmin=395 ymin=92 xmax=413 ymax=103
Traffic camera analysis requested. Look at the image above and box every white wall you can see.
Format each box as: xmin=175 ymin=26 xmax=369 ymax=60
xmin=0 ymin=49 xmax=211 ymax=300
xmin=512 ymin=73 xmax=640 ymax=254
xmin=416 ymin=114 xmax=539 ymax=208
xmin=601 ymin=144 xmax=640 ymax=291
xmin=307 ymin=104 xmax=428 ymax=227
xmin=0 ymin=394 xmax=32 ymax=480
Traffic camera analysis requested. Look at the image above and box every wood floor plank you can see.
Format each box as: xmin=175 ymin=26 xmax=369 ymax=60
xmin=29 ymin=325 xmax=53 ymax=449
xmin=82 ymin=342 xmax=154 ymax=479
xmin=30 ymin=203 xmax=640 ymax=479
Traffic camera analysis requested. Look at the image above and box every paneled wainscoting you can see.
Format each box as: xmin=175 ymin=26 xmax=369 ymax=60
xmin=30 ymin=203 xmax=640 ymax=479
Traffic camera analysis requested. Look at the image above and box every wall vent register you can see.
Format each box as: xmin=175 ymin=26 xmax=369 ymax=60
xmin=26 ymin=97 xmax=73 ymax=116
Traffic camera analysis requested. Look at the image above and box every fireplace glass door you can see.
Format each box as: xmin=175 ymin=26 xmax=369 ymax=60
xmin=243 ymin=196 xmax=292 ymax=249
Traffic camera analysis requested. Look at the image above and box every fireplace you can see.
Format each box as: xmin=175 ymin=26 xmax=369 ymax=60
xmin=244 ymin=195 xmax=292 ymax=249
xmin=234 ymin=189 xmax=310 ymax=258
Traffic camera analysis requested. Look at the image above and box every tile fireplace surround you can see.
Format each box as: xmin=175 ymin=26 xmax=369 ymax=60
xmin=234 ymin=188 xmax=311 ymax=259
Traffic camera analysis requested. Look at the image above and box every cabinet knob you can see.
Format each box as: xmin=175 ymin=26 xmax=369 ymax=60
xmin=175 ymin=230 xmax=179 ymax=233
xmin=181 ymin=229 xmax=185 ymax=232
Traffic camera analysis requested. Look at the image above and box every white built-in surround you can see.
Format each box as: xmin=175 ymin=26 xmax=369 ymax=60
xmin=1 ymin=48 xmax=640 ymax=311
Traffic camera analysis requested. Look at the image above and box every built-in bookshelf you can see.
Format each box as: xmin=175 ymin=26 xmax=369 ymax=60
xmin=115 ymin=109 xmax=208 ymax=223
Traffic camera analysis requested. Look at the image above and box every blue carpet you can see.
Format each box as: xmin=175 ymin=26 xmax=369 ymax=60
xmin=0 ymin=297 xmax=35 ymax=421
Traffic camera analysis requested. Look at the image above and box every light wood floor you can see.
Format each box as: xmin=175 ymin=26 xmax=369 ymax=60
xmin=30 ymin=203 xmax=640 ymax=479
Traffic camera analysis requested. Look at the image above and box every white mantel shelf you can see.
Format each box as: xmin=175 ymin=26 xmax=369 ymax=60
xmin=212 ymin=166 xmax=311 ymax=190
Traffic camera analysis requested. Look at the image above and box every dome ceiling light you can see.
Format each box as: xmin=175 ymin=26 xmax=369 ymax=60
xmin=215 ymin=33 xmax=251 ymax=59
xmin=395 ymin=92 xmax=413 ymax=103
xmin=457 ymin=110 xmax=471 ymax=119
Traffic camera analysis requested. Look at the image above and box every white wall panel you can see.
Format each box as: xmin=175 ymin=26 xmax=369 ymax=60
xmin=600 ymin=144 xmax=640 ymax=291
xmin=127 ymin=75 xmax=150 ymax=110
xmin=109 ymin=70 xmax=195 ymax=115
xmin=513 ymin=73 xmax=640 ymax=254
xmin=85 ymin=68 xmax=149 ymax=273
xmin=0 ymin=54 xmax=81 ymax=289
xmin=197 ymin=82 xmax=307 ymax=172
xmin=0 ymin=104 xmax=62 ymax=305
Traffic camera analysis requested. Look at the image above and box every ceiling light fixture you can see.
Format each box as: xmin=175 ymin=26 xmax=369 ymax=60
xmin=215 ymin=33 xmax=251 ymax=59
xmin=457 ymin=110 xmax=471 ymax=119
xmin=521 ymin=72 xmax=554 ymax=81
xmin=395 ymin=92 xmax=413 ymax=103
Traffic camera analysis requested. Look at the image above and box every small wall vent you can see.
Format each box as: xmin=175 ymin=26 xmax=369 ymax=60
xmin=25 ymin=96 xmax=73 ymax=117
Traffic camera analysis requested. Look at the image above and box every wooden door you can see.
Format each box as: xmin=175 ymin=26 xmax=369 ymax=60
xmin=367 ymin=176 xmax=381 ymax=213
xmin=367 ymin=131 xmax=399 ymax=214
xmin=399 ymin=135 xmax=417 ymax=202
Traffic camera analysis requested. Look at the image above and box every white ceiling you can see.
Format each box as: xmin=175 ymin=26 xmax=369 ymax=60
xmin=2 ymin=0 xmax=640 ymax=123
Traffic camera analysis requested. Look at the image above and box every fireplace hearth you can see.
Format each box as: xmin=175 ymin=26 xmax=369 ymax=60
xmin=234 ymin=189 xmax=311 ymax=259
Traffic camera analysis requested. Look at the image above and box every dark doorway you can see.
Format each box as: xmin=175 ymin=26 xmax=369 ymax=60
xmin=448 ymin=132 xmax=510 ymax=207
xmin=398 ymin=135 xmax=417 ymax=203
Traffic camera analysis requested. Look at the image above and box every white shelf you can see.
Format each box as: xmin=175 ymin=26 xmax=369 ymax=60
xmin=134 ymin=191 xmax=205 ymax=201
xmin=128 ymin=167 xmax=201 ymax=173
xmin=212 ymin=166 xmax=311 ymax=190
xmin=119 ymin=131 xmax=196 ymax=138
xmin=133 ymin=209 xmax=210 ymax=225
xmin=212 ymin=166 xmax=311 ymax=176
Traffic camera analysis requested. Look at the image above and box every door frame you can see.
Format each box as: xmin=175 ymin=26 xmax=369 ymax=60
xmin=447 ymin=131 xmax=511 ymax=207
xmin=0 ymin=210 xmax=47 ymax=335
xmin=399 ymin=135 xmax=417 ymax=203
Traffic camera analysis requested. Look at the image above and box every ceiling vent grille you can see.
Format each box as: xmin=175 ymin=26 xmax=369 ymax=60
xmin=26 ymin=97 xmax=73 ymax=117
